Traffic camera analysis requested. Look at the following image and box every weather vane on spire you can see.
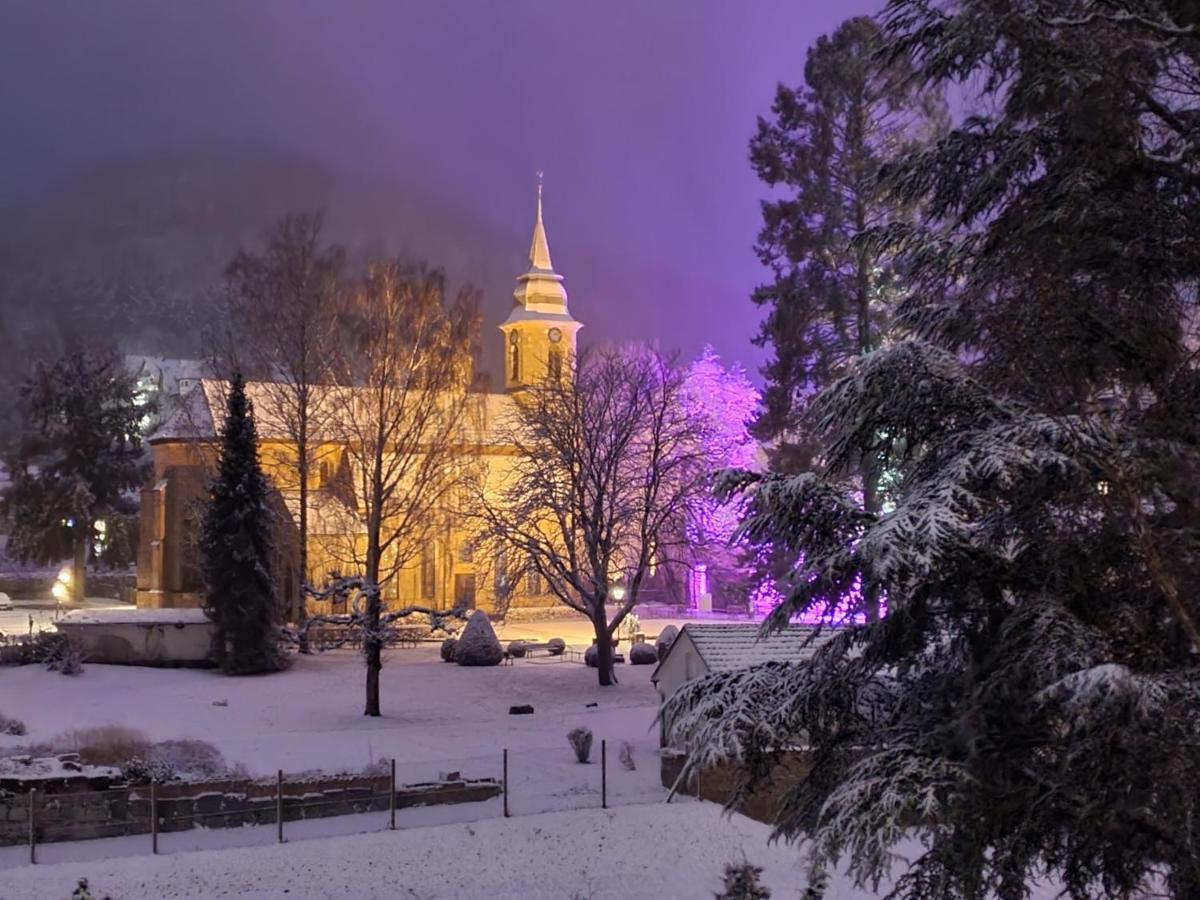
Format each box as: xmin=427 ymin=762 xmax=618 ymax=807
xmin=536 ymin=170 xmax=544 ymax=199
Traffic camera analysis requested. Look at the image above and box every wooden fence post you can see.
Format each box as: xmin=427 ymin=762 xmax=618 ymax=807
xmin=388 ymin=758 xmax=396 ymax=831
xmin=28 ymin=788 xmax=35 ymax=865
xmin=276 ymin=769 xmax=285 ymax=843
xmin=151 ymin=781 xmax=159 ymax=854
xmin=503 ymin=748 xmax=509 ymax=818
xmin=601 ymin=739 xmax=607 ymax=810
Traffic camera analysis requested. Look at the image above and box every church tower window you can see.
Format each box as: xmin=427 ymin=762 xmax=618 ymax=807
xmin=548 ymin=349 xmax=562 ymax=382
xmin=509 ymin=333 xmax=520 ymax=382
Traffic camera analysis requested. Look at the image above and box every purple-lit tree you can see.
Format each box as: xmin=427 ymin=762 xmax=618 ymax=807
xmin=679 ymin=346 xmax=761 ymax=608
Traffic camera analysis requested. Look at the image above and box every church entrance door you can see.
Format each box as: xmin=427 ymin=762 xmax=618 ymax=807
xmin=454 ymin=574 xmax=476 ymax=610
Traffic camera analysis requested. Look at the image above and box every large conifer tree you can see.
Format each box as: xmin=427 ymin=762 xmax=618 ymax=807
xmin=750 ymin=16 xmax=944 ymax=475
xmin=201 ymin=374 xmax=285 ymax=674
xmin=667 ymin=3 xmax=1200 ymax=898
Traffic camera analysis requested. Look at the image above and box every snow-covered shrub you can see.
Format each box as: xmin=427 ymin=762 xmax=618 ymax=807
xmin=0 ymin=714 xmax=26 ymax=736
xmin=440 ymin=638 xmax=458 ymax=663
xmin=59 ymin=725 xmax=151 ymax=766
xmin=71 ymin=878 xmax=113 ymax=900
xmin=546 ymin=637 xmax=566 ymax=656
xmin=18 ymin=631 xmax=83 ymax=674
xmin=715 ymin=860 xmax=771 ymax=899
xmin=800 ymin=870 xmax=827 ymax=899
xmin=567 ymin=726 xmax=593 ymax=763
xmin=618 ymin=740 xmax=636 ymax=771
xmin=455 ymin=610 xmax=503 ymax=666
xmin=655 ymin=625 xmax=679 ymax=662
xmin=507 ymin=641 xmax=527 ymax=658
xmin=629 ymin=643 xmax=657 ymax=665
xmin=620 ymin=612 xmax=641 ymax=641
xmin=149 ymin=738 xmax=232 ymax=780
xmin=120 ymin=756 xmax=177 ymax=785
xmin=583 ymin=645 xmax=598 ymax=668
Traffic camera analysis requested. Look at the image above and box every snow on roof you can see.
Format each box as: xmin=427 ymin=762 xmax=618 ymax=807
xmin=151 ymin=379 xmax=519 ymax=447
xmin=58 ymin=608 xmax=211 ymax=626
xmin=666 ymin=623 xmax=829 ymax=677
xmin=150 ymin=383 xmax=215 ymax=442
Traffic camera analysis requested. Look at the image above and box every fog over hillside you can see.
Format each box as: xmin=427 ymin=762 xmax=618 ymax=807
xmin=0 ymin=149 xmax=532 ymax=374
xmin=0 ymin=146 xmax=728 ymax=397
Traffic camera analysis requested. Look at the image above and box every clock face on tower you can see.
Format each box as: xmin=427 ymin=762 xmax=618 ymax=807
xmin=548 ymin=327 xmax=562 ymax=344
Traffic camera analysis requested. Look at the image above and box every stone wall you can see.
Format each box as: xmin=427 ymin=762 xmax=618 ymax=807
xmin=1 ymin=773 xmax=501 ymax=846
xmin=660 ymin=751 xmax=813 ymax=827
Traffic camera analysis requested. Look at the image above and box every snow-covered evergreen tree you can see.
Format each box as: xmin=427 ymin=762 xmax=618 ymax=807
xmin=667 ymin=3 xmax=1200 ymax=898
xmin=3 ymin=349 xmax=147 ymax=600
xmin=201 ymin=373 xmax=286 ymax=674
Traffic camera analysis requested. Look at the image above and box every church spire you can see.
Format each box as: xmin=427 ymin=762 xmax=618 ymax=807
xmin=529 ymin=172 xmax=554 ymax=272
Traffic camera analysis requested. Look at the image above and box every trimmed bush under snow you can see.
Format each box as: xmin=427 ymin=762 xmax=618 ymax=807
xmin=629 ymin=643 xmax=657 ymax=665
xmin=455 ymin=611 xmax=503 ymax=667
xmin=440 ymin=638 xmax=458 ymax=663
xmin=655 ymin=625 xmax=679 ymax=661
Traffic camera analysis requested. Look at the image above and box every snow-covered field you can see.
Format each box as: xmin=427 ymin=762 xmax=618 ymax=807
xmin=0 ymin=640 xmax=1073 ymax=898
xmin=1 ymin=803 xmax=851 ymax=900
xmin=0 ymin=646 xmax=661 ymax=776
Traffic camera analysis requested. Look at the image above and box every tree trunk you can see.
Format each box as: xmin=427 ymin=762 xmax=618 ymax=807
xmin=71 ymin=527 xmax=88 ymax=604
xmin=593 ymin=613 xmax=617 ymax=687
xmin=364 ymin=480 xmax=383 ymax=716
xmin=296 ymin=413 xmax=310 ymax=654
xmin=364 ymin=618 xmax=382 ymax=716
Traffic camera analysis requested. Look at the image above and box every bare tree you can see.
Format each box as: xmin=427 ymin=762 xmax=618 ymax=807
xmin=327 ymin=262 xmax=481 ymax=716
xmin=475 ymin=345 xmax=717 ymax=686
xmin=222 ymin=214 xmax=345 ymax=646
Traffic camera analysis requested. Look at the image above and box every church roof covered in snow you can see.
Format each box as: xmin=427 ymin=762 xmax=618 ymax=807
xmin=150 ymin=380 xmax=519 ymax=447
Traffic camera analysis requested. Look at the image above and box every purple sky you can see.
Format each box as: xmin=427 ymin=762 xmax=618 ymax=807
xmin=0 ymin=0 xmax=879 ymax=377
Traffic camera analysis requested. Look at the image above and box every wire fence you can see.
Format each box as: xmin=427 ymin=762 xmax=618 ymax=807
xmin=5 ymin=737 xmax=677 ymax=867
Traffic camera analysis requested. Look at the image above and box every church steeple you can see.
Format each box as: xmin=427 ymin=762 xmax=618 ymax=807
xmin=499 ymin=176 xmax=583 ymax=391
xmin=529 ymin=174 xmax=553 ymax=272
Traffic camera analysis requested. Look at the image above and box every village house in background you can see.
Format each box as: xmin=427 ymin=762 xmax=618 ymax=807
xmin=135 ymin=190 xmax=614 ymax=618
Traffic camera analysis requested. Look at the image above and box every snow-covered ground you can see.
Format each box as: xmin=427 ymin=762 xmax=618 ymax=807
xmin=0 ymin=646 xmax=661 ymax=776
xmin=0 ymin=801 xmax=1072 ymax=900
xmin=1 ymin=803 xmax=854 ymax=899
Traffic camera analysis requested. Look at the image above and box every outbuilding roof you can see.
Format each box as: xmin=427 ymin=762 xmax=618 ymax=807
xmin=652 ymin=622 xmax=830 ymax=683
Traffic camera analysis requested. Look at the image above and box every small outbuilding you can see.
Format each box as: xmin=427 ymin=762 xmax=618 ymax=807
xmin=651 ymin=622 xmax=829 ymax=709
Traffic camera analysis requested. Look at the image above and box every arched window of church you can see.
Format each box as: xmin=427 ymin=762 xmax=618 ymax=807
xmin=527 ymin=558 xmax=543 ymax=596
xmin=420 ymin=543 xmax=437 ymax=600
xmin=548 ymin=349 xmax=562 ymax=382
xmin=510 ymin=342 xmax=520 ymax=382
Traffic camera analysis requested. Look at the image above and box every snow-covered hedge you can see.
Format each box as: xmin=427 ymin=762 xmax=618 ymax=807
xmin=655 ymin=625 xmax=679 ymax=662
xmin=455 ymin=611 xmax=503 ymax=667
xmin=629 ymin=643 xmax=657 ymax=665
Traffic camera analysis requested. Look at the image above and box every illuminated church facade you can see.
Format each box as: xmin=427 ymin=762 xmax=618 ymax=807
xmin=135 ymin=186 xmax=582 ymax=618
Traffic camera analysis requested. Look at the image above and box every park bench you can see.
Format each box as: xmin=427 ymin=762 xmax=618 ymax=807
xmin=520 ymin=641 xmax=564 ymax=657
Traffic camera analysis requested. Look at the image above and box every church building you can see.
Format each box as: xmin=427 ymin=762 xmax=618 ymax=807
xmin=135 ymin=185 xmax=582 ymax=618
